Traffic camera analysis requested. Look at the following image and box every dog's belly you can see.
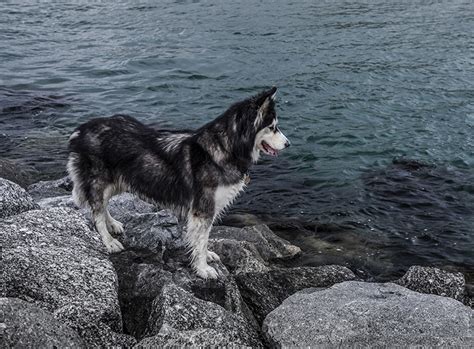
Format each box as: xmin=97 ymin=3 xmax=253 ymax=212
xmin=214 ymin=180 xmax=245 ymax=217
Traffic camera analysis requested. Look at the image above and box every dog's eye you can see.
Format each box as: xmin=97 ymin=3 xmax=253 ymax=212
xmin=268 ymin=125 xmax=275 ymax=131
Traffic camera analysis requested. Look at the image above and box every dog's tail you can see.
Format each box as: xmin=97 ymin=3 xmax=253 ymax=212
xmin=66 ymin=151 xmax=88 ymax=208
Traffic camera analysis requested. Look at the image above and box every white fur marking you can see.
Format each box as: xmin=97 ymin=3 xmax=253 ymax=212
xmin=69 ymin=130 xmax=80 ymax=141
xmin=214 ymin=180 xmax=246 ymax=218
xmin=94 ymin=212 xmax=124 ymax=253
xmin=184 ymin=213 xmax=217 ymax=279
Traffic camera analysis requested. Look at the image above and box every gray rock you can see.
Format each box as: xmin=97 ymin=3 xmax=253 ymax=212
xmin=211 ymin=225 xmax=301 ymax=262
xmin=135 ymin=328 xmax=246 ymax=348
xmin=0 ymin=178 xmax=38 ymax=218
xmin=236 ymin=265 xmax=356 ymax=324
xmin=36 ymin=191 xmax=182 ymax=251
xmin=396 ymin=265 xmax=466 ymax=302
xmin=0 ymin=159 xmax=36 ymax=188
xmin=2 ymin=297 xmax=85 ymax=348
xmin=110 ymin=248 xmax=258 ymax=339
xmin=263 ymin=281 xmax=474 ymax=347
xmin=209 ymin=237 xmax=269 ymax=274
xmin=119 ymin=209 xmax=182 ymax=251
xmin=211 ymin=225 xmax=355 ymax=324
xmin=2 ymin=207 xmax=130 ymax=347
xmin=143 ymin=283 xmax=262 ymax=347
xmin=27 ymin=176 xmax=73 ymax=200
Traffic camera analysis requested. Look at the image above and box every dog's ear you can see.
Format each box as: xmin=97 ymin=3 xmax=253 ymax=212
xmin=254 ymin=87 xmax=277 ymax=126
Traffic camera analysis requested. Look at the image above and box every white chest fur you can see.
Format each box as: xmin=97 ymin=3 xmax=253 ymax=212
xmin=214 ymin=180 xmax=246 ymax=218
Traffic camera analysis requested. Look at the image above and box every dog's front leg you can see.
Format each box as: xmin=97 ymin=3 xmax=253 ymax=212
xmin=185 ymin=212 xmax=218 ymax=279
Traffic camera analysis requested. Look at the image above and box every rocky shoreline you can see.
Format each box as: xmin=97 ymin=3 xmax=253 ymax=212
xmin=1 ymin=165 xmax=473 ymax=347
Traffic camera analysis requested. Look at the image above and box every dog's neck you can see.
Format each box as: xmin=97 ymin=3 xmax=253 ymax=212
xmin=195 ymin=119 xmax=255 ymax=176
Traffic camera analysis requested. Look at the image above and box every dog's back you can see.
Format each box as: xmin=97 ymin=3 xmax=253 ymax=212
xmin=68 ymin=115 xmax=193 ymax=212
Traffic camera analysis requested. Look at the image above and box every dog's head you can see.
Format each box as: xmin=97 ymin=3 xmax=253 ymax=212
xmin=251 ymin=87 xmax=290 ymax=162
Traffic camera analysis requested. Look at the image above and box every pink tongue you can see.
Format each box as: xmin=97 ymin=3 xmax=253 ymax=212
xmin=265 ymin=144 xmax=277 ymax=156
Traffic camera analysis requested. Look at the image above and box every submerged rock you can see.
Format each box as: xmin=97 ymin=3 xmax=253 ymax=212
xmin=0 ymin=159 xmax=36 ymax=188
xmin=0 ymin=178 xmax=38 ymax=218
xmin=2 ymin=297 xmax=85 ymax=348
xmin=396 ymin=265 xmax=466 ymax=302
xmin=138 ymin=283 xmax=262 ymax=347
xmin=1 ymin=207 xmax=133 ymax=347
xmin=263 ymin=281 xmax=473 ymax=347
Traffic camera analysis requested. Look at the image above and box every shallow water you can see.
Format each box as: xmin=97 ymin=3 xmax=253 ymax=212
xmin=1 ymin=0 xmax=473 ymax=281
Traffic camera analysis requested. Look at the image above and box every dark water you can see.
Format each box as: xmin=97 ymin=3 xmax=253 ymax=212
xmin=1 ymin=1 xmax=473 ymax=281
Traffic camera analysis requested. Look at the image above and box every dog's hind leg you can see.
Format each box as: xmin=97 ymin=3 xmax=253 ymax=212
xmin=87 ymin=183 xmax=124 ymax=253
xmin=185 ymin=212 xmax=218 ymax=279
xmin=102 ymin=185 xmax=124 ymax=235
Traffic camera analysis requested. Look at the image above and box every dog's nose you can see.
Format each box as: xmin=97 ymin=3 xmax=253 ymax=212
xmin=285 ymin=140 xmax=291 ymax=148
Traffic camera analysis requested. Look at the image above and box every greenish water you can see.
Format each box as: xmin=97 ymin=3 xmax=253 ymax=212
xmin=1 ymin=0 xmax=473 ymax=281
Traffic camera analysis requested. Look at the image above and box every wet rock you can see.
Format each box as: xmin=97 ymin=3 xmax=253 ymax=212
xmin=27 ymin=176 xmax=73 ymax=200
xmin=396 ymin=266 xmax=465 ymax=302
xmin=263 ymin=281 xmax=473 ymax=347
xmin=2 ymin=297 xmax=85 ymax=348
xmin=236 ymin=265 xmax=357 ymax=324
xmin=0 ymin=159 xmax=36 ymax=188
xmin=2 ymin=207 xmax=130 ymax=347
xmin=0 ymin=178 xmax=38 ymax=219
xmin=142 ymin=283 xmax=262 ymax=347
xmin=211 ymin=225 xmax=301 ymax=262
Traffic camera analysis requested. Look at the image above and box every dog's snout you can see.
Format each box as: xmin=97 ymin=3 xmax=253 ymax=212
xmin=285 ymin=140 xmax=291 ymax=148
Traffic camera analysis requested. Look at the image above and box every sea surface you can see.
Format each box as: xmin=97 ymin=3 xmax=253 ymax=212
xmin=1 ymin=0 xmax=473 ymax=282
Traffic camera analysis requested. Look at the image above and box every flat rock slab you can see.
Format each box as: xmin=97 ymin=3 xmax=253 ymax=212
xmin=264 ymin=281 xmax=473 ymax=347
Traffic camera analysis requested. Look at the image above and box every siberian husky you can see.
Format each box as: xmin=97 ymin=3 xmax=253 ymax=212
xmin=67 ymin=87 xmax=290 ymax=278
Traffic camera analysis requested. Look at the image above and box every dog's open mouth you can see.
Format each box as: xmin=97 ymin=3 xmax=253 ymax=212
xmin=260 ymin=141 xmax=278 ymax=156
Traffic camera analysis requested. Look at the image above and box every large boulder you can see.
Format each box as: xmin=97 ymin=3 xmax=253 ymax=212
xmin=2 ymin=297 xmax=85 ymax=348
xmin=236 ymin=265 xmax=357 ymax=324
xmin=263 ymin=281 xmax=473 ymax=347
xmin=0 ymin=178 xmax=38 ymax=218
xmin=396 ymin=266 xmax=466 ymax=302
xmin=1 ymin=207 xmax=135 ymax=347
xmin=138 ymin=283 xmax=262 ymax=347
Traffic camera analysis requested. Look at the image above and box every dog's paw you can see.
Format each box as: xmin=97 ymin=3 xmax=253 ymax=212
xmin=104 ymin=238 xmax=124 ymax=253
xmin=107 ymin=218 xmax=124 ymax=235
xmin=195 ymin=264 xmax=219 ymax=279
xmin=207 ymin=250 xmax=221 ymax=262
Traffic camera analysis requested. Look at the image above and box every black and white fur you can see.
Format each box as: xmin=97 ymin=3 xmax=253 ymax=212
xmin=67 ymin=87 xmax=290 ymax=279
